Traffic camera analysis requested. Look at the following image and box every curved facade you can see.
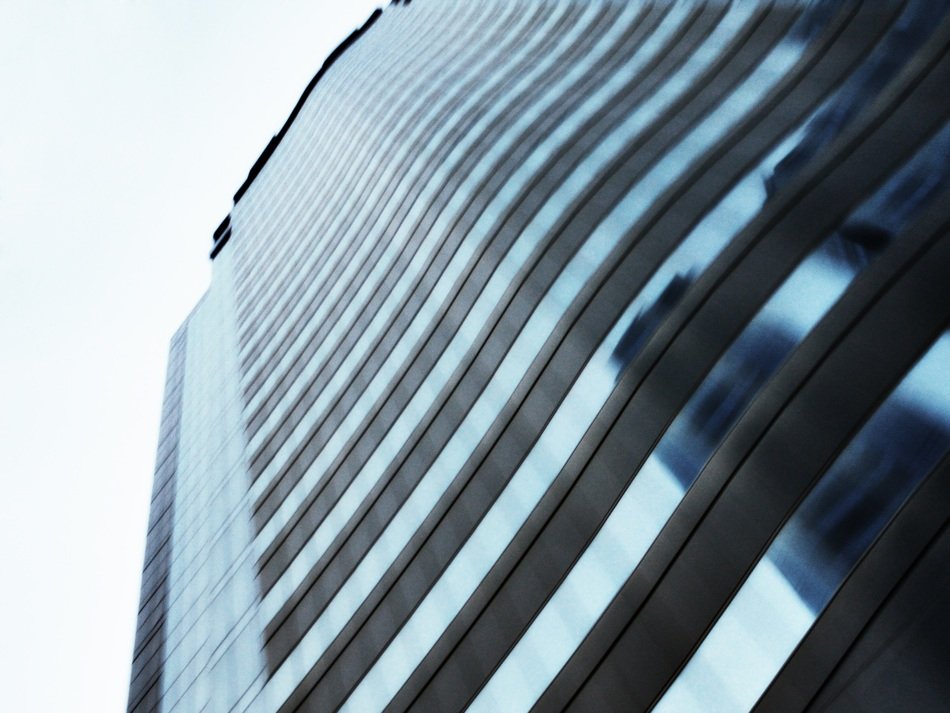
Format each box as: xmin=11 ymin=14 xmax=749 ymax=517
xmin=129 ymin=1 xmax=950 ymax=711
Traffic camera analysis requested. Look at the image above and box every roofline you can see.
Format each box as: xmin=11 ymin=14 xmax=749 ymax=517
xmin=231 ymin=7 xmax=384 ymax=205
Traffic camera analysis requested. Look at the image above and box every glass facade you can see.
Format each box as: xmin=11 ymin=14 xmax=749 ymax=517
xmin=653 ymin=331 xmax=950 ymax=713
xmin=129 ymin=2 xmax=950 ymax=712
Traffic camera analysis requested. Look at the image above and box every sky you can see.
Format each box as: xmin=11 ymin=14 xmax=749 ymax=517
xmin=0 ymin=2 xmax=382 ymax=710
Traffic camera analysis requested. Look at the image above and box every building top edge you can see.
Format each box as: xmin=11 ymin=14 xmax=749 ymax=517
xmin=229 ymin=7 xmax=385 ymax=207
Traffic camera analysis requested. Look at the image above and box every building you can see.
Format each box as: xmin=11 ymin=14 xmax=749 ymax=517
xmin=128 ymin=1 xmax=950 ymax=711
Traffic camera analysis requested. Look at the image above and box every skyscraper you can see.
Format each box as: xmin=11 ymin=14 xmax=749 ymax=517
xmin=128 ymin=1 xmax=950 ymax=711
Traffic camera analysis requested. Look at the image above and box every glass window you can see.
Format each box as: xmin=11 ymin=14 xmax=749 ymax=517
xmin=653 ymin=331 xmax=950 ymax=713
xmin=470 ymin=119 xmax=950 ymax=713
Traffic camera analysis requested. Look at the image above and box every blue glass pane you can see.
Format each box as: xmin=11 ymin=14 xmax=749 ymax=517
xmin=471 ymin=120 xmax=950 ymax=713
xmin=654 ymin=331 xmax=950 ymax=713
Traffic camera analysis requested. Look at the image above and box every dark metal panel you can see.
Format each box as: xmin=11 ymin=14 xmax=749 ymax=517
xmin=229 ymin=2 xmax=483 ymax=295
xmin=244 ymin=2 xmax=587 ymax=490
xmin=260 ymin=0 xmax=650 ymax=662
xmin=566 ymin=148 xmax=950 ymax=713
xmin=263 ymin=2 xmax=730 ymax=683
xmin=284 ymin=2 xmax=820 ymax=708
xmin=235 ymin=2 xmax=547 ymax=403
xmin=543 ymin=189 xmax=950 ymax=712
xmin=127 ymin=326 xmax=188 ymax=713
xmin=257 ymin=0 xmax=718 ymax=594
xmin=399 ymin=5 xmax=911 ymax=711
xmin=754 ymin=458 xmax=950 ymax=713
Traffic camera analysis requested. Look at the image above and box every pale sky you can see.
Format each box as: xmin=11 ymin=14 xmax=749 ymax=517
xmin=0 ymin=2 xmax=382 ymax=710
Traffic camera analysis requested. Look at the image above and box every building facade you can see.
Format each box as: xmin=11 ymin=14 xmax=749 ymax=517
xmin=129 ymin=1 xmax=950 ymax=711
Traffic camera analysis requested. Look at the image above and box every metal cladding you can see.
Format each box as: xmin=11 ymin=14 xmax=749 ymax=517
xmin=130 ymin=1 xmax=950 ymax=712
xmin=128 ymin=327 xmax=187 ymax=713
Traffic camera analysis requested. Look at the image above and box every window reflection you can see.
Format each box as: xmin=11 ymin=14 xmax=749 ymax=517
xmin=653 ymin=332 xmax=950 ymax=713
xmin=605 ymin=124 xmax=806 ymax=377
xmin=766 ymin=0 xmax=950 ymax=197
xmin=340 ymin=5 xmax=801 ymax=709
xmin=471 ymin=118 xmax=950 ymax=713
xmin=610 ymin=272 xmax=693 ymax=373
xmin=253 ymin=0 xmax=693 ymax=551
xmin=652 ymin=120 xmax=949 ymax=494
xmin=771 ymin=366 xmax=950 ymax=611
